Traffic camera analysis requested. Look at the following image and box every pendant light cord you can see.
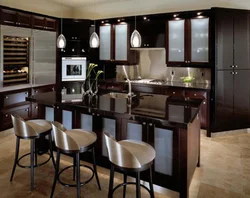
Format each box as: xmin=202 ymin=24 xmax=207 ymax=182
xmin=61 ymin=0 xmax=63 ymax=34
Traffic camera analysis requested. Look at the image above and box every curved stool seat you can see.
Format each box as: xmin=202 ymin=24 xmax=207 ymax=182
xmin=104 ymin=133 xmax=156 ymax=198
xmin=65 ymin=129 xmax=97 ymax=152
xmin=51 ymin=122 xmax=101 ymax=198
xmin=10 ymin=115 xmax=55 ymax=192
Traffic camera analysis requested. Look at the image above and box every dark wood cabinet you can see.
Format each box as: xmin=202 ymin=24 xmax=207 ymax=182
xmin=17 ymin=12 xmax=32 ymax=27
xmin=32 ymin=15 xmax=45 ymax=29
xmin=1 ymin=9 xmax=17 ymax=26
xmin=32 ymin=15 xmax=57 ymax=31
xmin=166 ymin=15 xmax=210 ymax=67
xmin=99 ymin=23 xmax=138 ymax=64
xmin=45 ymin=18 xmax=57 ymax=31
xmin=134 ymin=19 xmax=165 ymax=48
xmin=215 ymin=9 xmax=250 ymax=70
xmin=0 ymin=89 xmax=30 ymax=108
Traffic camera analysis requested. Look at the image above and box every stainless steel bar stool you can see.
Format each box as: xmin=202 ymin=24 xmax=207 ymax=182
xmin=104 ymin=132 xmax=156 ymax=198
xmin=50 ymin=121 xmax=101 ymax=198
xmin=10 ymin=114 xmax=55 ymax=191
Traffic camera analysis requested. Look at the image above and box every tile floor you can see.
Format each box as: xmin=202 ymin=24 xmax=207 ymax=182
xmin=0 ymin=129 xmax=250 ymax=198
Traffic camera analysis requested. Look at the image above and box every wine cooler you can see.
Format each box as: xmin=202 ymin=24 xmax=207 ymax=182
xmin=3 ymin=35 xmax=29 ymax=86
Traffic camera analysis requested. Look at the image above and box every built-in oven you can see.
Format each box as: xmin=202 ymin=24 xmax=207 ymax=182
xmin=62 ymin=57 xmax=87 ymax=81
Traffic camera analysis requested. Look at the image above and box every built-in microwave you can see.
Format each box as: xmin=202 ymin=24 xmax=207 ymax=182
xmin=62 ymin=57 xmax=87 ymax=81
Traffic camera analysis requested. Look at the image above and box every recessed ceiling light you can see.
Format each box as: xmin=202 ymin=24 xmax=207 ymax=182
xmin=117 ymin=19 xmax=120 ymax=22
xmin=197 ymin=12 xmax=202 ymax=15
xmin=173 ymin=14 xmax=178 ymax=18
xmin=101 ymin=21 xmax=104 ymax=24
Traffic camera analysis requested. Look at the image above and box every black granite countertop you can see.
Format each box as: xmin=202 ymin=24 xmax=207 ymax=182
xmin=27 ymin=91 xmax=203 ymax=129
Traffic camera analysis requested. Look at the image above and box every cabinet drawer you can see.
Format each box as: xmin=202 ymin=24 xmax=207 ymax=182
xmin=132 ymin=85 xmax=162 ymax=94
xmin=166 ymin=88 xmax=184 ymax=96
xmin=33 ymin=85 xmax=54 ymax=95
xmin=106 ymin=84 xmax=123 ymax=92
xmin=3 ymin=91 xmax=29 ymax=107
xmin=32 ymin=103 xmax=39 ymax=119
xmin=1 ymin=104 xmax=31 ymax=130
xmin=185 ymin=90 xmax=206 ymax=99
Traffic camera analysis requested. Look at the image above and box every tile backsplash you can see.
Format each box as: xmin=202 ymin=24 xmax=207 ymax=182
xmin=138 ymin=49 xmax=211 ymax=84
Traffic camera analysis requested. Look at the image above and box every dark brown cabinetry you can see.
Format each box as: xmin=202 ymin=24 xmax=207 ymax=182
xmin=99 ymin=23 xmax=138 ymax=64
xmin=133 ymin=19 xmax=165 ymax=48
xmin=1 ymin=9 xmax=32 ymax=28
xmin=212 ymin=8 xmax=250 ymax=132
xmin=166 ymin=14 xmax=210 ymax=67
xmin=32 ymin=15 xmax=57 ymax=31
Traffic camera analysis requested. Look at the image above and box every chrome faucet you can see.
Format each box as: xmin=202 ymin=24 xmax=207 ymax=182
xmin=122 ymin=65 xmax=133 ymax=97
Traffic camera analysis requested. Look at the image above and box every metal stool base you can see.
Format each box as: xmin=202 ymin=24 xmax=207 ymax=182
xmin=58 ymin=164 xmax=94 ymax=187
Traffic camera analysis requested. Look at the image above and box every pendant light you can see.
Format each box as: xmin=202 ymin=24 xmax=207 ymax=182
xmin=57 ymin=0 xmax=66 ymax=49
xmin=90 ymin=0 xmax=100 ymax=48
xmin=130 ymin=15 xmax=141 ymax=47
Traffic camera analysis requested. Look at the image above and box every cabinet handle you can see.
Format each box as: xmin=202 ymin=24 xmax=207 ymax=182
xmin=230 ymin=65 xmax=235 ymax=68
xmin=203 ymin=102 xmax=206 ymax=104
xmin=194 ymin=94 xmax=197 ymax=96
xmin=230 ymin=72 xmax=234 ymax=75
xmin=25 ymin=109 xmax=29 ymax=112
xmin=35 ymin=106 xmax=38 ymax=109
xmin=25 ymin=92 xmax=28 ymax=95
xmin=4 ymin=96 xmax=8 ymax=99
xmin=149 ymin=123 xmax=153 ymax=126
xmin=82 ymin=49 xmax=85 ymax=52
xmin=5 ymin=114 xmax=8 ymax=117
xmin=143 ymin=122 xmax=146 ymax=125
xmin=235 ymin=72 xmax=238 ymax=75
xmin=147 ymin=44 xmax=149 ymax=47
xmin=72 ymin=48 xmax=75 ymax=52
xmin=188 ymin=61 xmax=190 ymax=63
xmin=144 ymin=44 xmax=146 ymax=47
xmin=235 ymin=65 xmax=238 ymax=68
xmin=173 ymin=92 xmax=175 ymax=94
xmin=52 ymin=87 xmax=55 ymax=91
xmin=35 ymin=90 xmax=38 ymax=93
xmin=97 ymin=113 xmax=100 ymax=116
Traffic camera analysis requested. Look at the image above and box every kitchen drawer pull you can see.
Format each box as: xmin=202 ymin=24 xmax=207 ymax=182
xmin=92 ymin=113 xmax=95 ymax=116
xmin=25 ymin=92 xmax=28 ymax=95
xmin=35 ymin=90 xmax=38 ymax=93
xmin=142 ymin=122 xmax=146 ymax=125
xmin=25 ymin=109 xmax=29 ymax=112
xmin=4 ymin=96 xmax=8 ymax=99
xmin=5 ymin=114 xmax=8 ymax=117
xmin=173 ymin=92 xmax=175 ymax=94
xmin=235 ymin=72 xmax=238 ymax=75
xmin=230 ymin=72 xmax=234 ymax=75
xmin=149 ymin=123 xmax=153 ymax=126
xmin=194 ymin=94 xmax=197 ymax=96
xmin=203 ymin=102 xmax=206 ymax=104
xmin=235 ymin=65 xmax=238 ymax=68
xmin=97 ymin=114 xmax=100 ymax=116
xmin=230 ymin=65 xmax=235 ymax=68
xmin=35 ymin=106 xmax=38 ymax=109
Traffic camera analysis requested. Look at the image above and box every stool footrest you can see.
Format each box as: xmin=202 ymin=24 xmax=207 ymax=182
xmin=17 ymin=152 xmax=51 ymax=169
xmin=58 ymin=164 xmax=94 ymax=187
xmin=112 ymin=182 xmax=153 ymax=197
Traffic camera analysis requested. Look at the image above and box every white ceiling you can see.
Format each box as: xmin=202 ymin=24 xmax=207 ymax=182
xmin=1 ymin=0 xmax=250 ymax=19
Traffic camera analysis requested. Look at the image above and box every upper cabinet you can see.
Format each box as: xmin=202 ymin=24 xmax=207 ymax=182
xmin=133 ymin=19 xmax=165 ymax=48
xmin=215 ymin=8 xmax=250 ymax=70
xmin=166 ymin=13 xmax=210 ymax=67
xmin=32 ymin=16 xmax=57 ymax=31
xmin=0 ymin=8 xmax=57 ymax=31
xmin=99 ymin=22 xmax=138 ymax=64
xmin=1 ymin=9 xmax=32 ymax=28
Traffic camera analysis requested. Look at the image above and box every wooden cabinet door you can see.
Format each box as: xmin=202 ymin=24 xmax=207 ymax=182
xmin=1 ymin=9 xmax=17 ymax=26
xmin=45 ymin=18 xmax=57 ymax=31
xmin=214 ymin=71 xmax=234 ymax=131
xmin=32 ymin=15 xmax=45 ymax=30
xmin=233 ymin=70 xmax=250 ymax=128
xmin=17 ymin=12 xmax=32 ymax=28
xmin=3 ymin=90 xmax=29 ymax=107
xmin=233 ymin=11 xmax=250 ymax=70
xmin=215 ymin=10 xmax=234 ymax=70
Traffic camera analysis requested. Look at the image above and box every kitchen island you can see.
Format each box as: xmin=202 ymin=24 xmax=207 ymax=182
xmin=27 ymin=91 xmax=203 ymax=198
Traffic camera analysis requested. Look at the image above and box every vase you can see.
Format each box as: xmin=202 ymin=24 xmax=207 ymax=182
xmin=92 ymin=80 xmax=99 ymax=96
xmin=81 ymin=78 xmax=93 ymax=97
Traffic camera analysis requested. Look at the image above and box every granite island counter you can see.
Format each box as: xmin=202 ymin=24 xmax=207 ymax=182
xmin=27 ymin=91 xmax=203 ymax=198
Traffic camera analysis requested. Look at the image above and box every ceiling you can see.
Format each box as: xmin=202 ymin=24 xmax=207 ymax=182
xmin=1 ymin=0 xmax=250 ymax=19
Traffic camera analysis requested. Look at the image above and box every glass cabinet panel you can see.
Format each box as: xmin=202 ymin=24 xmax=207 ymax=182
xmin=115 ymin=24 xmax=128 ymax=61
xmin=191 ymin=18 xmax=209 ymax=62
xmin=99 ymin=25 xmax=111 ymax=60
xmin=45 ymin=107 xmax=54 ymax=122
xmin=168 ymin=20 xmax=185 ymax=62
xmin=154 ymin=127 xmax=173 ymax=176
xmin=102 ymin=118 xmax=116 ymax=157
xmin=62 ymin=110 xmax=72 ymax=130
xmin=80 ymin=113 xmax=93 ymax=131
xmin=126 ymin=122 xmax=142 ymax=141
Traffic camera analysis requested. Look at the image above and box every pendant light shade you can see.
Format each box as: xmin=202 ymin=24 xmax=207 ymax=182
xmin=130 ymin=30 xmax=141 ymax=48
xmin=90 ymin=31 xmax=100 ymax=48
xmin=57 ymin=34 xmax=66 ymax=49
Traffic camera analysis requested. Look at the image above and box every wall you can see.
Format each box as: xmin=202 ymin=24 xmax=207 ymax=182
xmin=0 ymin=0 xmax=74 ymax=18
xmin=137 ymin=49 xmax=211 ymax=83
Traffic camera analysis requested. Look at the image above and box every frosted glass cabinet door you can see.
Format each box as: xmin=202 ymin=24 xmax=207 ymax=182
xmin=191 ymin=18 xmax=209 ymax=62
xmin=99 ymin=25 xmax=111 ymax=60
xmin=115 ymin=24 xmax=128 ymax=61
xmin=168 ymin=20 xmax=185 ymax=62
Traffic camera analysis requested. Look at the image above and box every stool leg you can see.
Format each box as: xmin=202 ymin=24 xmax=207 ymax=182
xmin=108 ymin=165 xmax=114 ymax=198
xmin=35 ymin=147 xmax=38 ymax=167
xmin=49 ymin=133 xmax=56 ymax=169
xmin=76 ymin=153 xmax=81 ymax=198
xmin=92 ymin=147 xmax=101 ymax=190
xmin=73 ymin=155 xmax=76 ymax=181
xmin=123 ymin=173 xmax=127 ymax=198
xmin=10 ymin=137 xmax=20 ymax=181
xmin=149 ymin=167 xmax=155 ymax=198
xmin=136 ymin=172 xmax=141 ymax=198
xmin=51 ymin=149 xmax=60 ymax=198
xmin=30 ymin=139 xmax=35 ymax=191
